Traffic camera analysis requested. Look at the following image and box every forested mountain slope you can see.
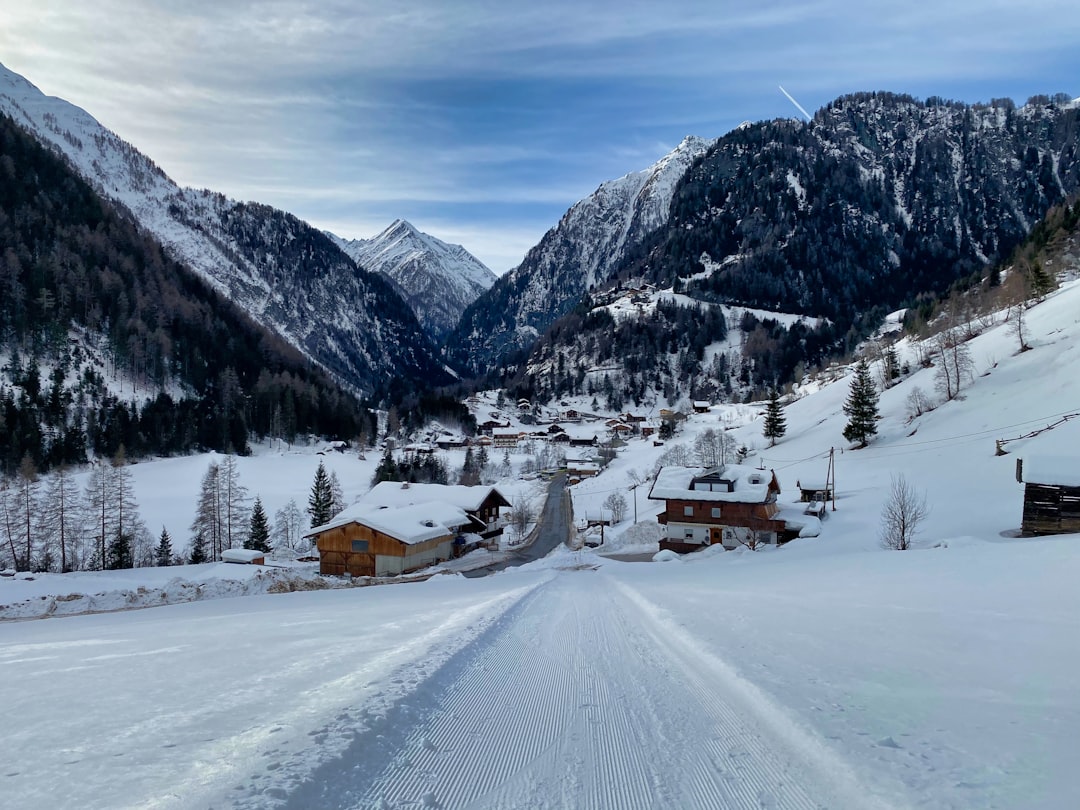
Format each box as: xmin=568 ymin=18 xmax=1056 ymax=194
xmin=0 ymin=111 xmax=369 ymax=474
xmin=0 ymin=62 xmax=445 ymax=398
xmin=639 ymin=92 xmax=1080 ymax=333
xmin=445 ymin=136 xmax=716 ymax=374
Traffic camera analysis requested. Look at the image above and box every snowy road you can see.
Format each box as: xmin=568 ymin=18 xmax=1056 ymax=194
xmin=283 ymin=571 xmax=890 ymax=810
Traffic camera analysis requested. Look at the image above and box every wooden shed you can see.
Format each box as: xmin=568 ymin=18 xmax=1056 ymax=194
xmin=1017 ymin=457 xmax=1080 ymax=537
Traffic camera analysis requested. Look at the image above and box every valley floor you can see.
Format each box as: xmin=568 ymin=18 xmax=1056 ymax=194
xmin=2 ymin=535 xmax=1077 ymax=810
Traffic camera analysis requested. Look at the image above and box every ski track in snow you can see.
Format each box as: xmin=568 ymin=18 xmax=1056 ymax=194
xmin=276 ymin=572 xmax=896 ymax=810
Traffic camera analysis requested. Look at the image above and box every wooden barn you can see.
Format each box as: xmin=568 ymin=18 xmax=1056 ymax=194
xmin=306 ymin=501 xmax=470 ymax=578
xmin=649 ymin=465 xmax=814 ymax=552
xmin=1017 ymin=456 xmax=1080 ymax=536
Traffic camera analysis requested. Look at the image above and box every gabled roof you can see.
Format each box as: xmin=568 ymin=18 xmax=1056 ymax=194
xmin=648 ymin=465 xmax=779 ymax=503
xmin=360 ymin=481 xmax=511 ymax=512
xmin=306 ymin=500 xmax=472 ymax=545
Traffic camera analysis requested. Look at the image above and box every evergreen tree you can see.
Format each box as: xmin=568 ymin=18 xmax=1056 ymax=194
xmin=763 ymin=389 xmax=787 ymax=447
xmin=188 ymin=532 xmax=208 ymax=564
xmin=842 ymin=360 xmax=880 ymax=447
xmin=246 ymin=497 xmax=271 ymax=552
xmin=107 ymin=530 xmax=134 ymax=570
xmin=155 ymin=527 xmax=173 ymax=567
xmin=459 ymin=446 xmax=480 ymax=486
xmin=371 ymin=448 xmax=398 ymax=486
xmin=308 ymin=461 xmax=334 ymax=528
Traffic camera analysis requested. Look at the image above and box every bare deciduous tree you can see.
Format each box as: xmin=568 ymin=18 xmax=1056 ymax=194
xmin=509 ymin=496 xmax=536 ymax=544
xmin=905 ymin=387 xmax=934 ymax=422
xmin=880 ymin=474 xmax=930 ymax=551
xmin=603 ymin=492 xmax=628 ymax=524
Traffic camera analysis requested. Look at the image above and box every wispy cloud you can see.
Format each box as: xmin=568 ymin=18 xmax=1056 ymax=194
xmin=2 ymin=1 xmax=1078 ymax=273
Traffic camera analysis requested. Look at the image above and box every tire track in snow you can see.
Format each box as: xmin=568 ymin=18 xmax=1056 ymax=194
xmin=326 ymin=572 xmax=891 ymax=809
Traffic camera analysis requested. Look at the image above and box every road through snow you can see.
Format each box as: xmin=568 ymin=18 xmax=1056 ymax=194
xmin=283 ymin=570 xmax=894 ymax=810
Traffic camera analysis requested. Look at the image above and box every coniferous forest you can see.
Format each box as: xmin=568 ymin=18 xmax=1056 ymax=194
xmin=0 ymin=112 xmax=372 ymax=476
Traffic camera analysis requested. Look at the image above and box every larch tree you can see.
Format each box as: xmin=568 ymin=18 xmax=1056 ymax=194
xmin=219 ymin=455 xmax=249 ymax=551
xmin=308 ymin=461 xmax=334 ymax=528
xmin=42 ymin=465 xmax=82 ymax=572
xmin=328 ymin=470 xmax=346 ymax=519
xmin=192 ymin=460 xmax=224 ymax=560
xmin=16 ymin=455 xmax=40 ymax=572
xmin=842 ymin=360 xmax=879 ymax=448
xmin=762 ymin=389 xmax=787 ymax=447
xmin=246 ymin=496 xmax=271 ymax=553
xmin=84 ymin=460 xmax=116 ymax=570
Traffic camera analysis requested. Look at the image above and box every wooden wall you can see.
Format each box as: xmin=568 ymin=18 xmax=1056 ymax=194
xmin=314 ymin=522 xmax=452 ymax=577
xmin=1022 ymin=483 xmax=1080 ymax=536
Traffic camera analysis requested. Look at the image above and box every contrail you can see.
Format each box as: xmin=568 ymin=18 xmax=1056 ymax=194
xmin=779 ymin=85 xmax=812 ymax=122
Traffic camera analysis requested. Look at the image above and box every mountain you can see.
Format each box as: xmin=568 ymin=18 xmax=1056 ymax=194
xmin=503 ymin=92 xmax=1080 ymax=406
xmin=444 ymin=135 xmax=717 ymax=375
xmin=639 ymin=92 xmax=1080 ymax=328
xmin=0 ymin=62 xmax=445 ymax=398
xmin=330 ymin=219 xmax=496 ymax=342
xmin=0 ymin=110 xmax=371 ymax=473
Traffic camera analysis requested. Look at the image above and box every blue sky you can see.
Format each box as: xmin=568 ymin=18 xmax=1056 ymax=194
xmin=2 ymin=1 xmax=1078 ymax=273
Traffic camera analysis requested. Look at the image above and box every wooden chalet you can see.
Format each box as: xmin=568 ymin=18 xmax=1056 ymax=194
xmin=692 ymin=401 xmax=711 ymax=414
xmin=569 ymin=435 xmax=598 ymax=448
xmin=493 ymin=432 xmax=520 ymax=448
xmin=567 ymin=461 xmax=600 ymax=483
xmin=306 ymin=502 xmax=466 ymax=577
xmin=360 ymin=482 xmax=511 ymax=540
xmin=1017 ymin=457 xmax=1080 ymax=536
xmin=648 ymin=465 xmax=812 ymax=552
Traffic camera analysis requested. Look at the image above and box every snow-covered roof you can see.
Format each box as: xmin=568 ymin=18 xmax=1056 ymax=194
xmin=306 ymin=500 xmax=470 ymax=545
xmin=360 ymin=481 xmax=510 ymax=512
xmin=648 ymin=465 xmax=778 ymax=503
xmin=775 ymin=508 xmax=822 ymax=538
xmin=1023 ymin=456 xmax=1080 ymax=487
xmin=221 ymin=549 xmax=265 ymax=563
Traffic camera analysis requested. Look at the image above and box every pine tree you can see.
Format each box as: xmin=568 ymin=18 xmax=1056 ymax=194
xmin=372 ymin=448 xmax=398 ymax=486
xmin=155 ymin=527 xmax=173 ymax=567
xmin=188 ymin=532 xmax=208 ymax=564
xmin=842 ymin=360 xmax=880 ymax=448
xmin=107 ymin=530 xmax=134 ymax=570
xmin=308 ymin=461 xmax=334 ymax=528
xmin=246 ymin=497 xmax=271 ymax=552
xmin=763 ymin=388 xmax=787 ymax=447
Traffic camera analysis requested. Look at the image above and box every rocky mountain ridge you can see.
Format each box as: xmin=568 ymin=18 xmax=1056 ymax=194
xmin=330 ymin=219 xmax=495 ymax=342
xmin=444 ymin=135 xmax=717 ymax=374
xmin=0 ymin=62 xmax=444 ymax=398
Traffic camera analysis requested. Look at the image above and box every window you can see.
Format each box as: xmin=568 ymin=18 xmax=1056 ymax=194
xmin=711 ymin=507 xmax=721 ymax=518
xmin=683 ymin=505 xmax=694 ymax=517
xmin=351 ymin=540 xmax=369 ymax=553
xmin=684 ymin=529 xmax=695 ymax=540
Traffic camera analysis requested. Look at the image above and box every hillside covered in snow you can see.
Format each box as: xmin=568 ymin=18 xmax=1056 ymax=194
xmin=0 ymin=62 xmax=444 ymax=397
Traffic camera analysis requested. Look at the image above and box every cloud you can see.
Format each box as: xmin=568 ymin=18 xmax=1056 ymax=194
xmin=2 ymin=0 xmax=1078 ymax=284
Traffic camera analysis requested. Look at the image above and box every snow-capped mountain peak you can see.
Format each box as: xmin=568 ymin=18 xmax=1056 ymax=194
xmin=0 ymin=61 xmax=443 ymax=396
xmin=330 ymin=220 xmax=496 ymax=342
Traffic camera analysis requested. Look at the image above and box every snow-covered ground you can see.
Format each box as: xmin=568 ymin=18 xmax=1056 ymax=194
xmin=3 ymin=280 xmax=1080 ymax=808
